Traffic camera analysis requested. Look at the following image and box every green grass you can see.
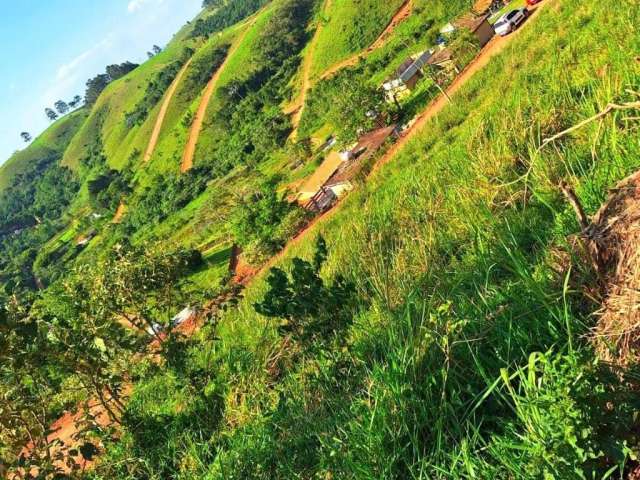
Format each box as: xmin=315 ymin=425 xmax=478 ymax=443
xmin=96 ymin=0 xmax=640 ymax=477
xmin=0 ymin=109 xmax=87 ymax=191
xmin=310 ymin=0 xmax=406 ymax=79
xmin=194 ymin=4 xmax=278 ymax=165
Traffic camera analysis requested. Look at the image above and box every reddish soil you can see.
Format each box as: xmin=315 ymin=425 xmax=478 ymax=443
xmin=181 ymin=19 xmax=256 ymax=173
xmin=144 ymin=58 xmax=193 ymax=164
xmin=285 ymin=0 xmax=333 ymax=137
xmin=318 ymin=0 xmax=414 ymax=81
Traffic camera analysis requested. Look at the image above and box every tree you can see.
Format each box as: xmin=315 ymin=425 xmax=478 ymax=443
xmin=254 ymin=236 xmax=355 ymax=343
xmin=54 ymin=100 xmax=69 ymax=115
xmin=147 ymin=51 xmax=154 ymax=59
xmin=327 ymin=76 xmax=388 ymax=146
xmin=0 ymin=296 xmax=91 ymax=477
xmin=19 ymin=132 xmax=32 ymax=143
xmin=105 ymin=61 xmax=139 ymax=81
xmin=152 ymin=44 xmax=162 ymax=55
xmin=37 ymin=245 xmax=200 ymax=424
xmin=68 ymin=94 xmax=83 ymax=109
xmin=44 ymin=108 xmax=58 ymax=122
xmin=231 ymin=179 xmax=307 ymax=262
xmin=85 ymin=73 xmax=111 ymax=106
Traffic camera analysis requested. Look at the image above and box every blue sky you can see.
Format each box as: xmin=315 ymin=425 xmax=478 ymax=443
xmin=0 ymin=0 xmax=203 ymax=164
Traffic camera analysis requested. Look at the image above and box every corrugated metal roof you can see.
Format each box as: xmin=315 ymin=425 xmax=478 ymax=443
xmin=398 ymin=51 xmax=433 ymax=83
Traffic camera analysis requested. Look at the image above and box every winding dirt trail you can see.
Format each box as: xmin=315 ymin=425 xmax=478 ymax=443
xmin=181 ymin=22 xmax=255 ymax=173
xmin=143 ymin=58 xmax=193 ymax=164
xmin=285 ymin=0 xmax=333 ymax=137
xmin=318 ymin=0 xmax=413 ymax=82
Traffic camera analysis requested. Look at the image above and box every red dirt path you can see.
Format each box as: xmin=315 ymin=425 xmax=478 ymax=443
xmin=143 ymin=58 xmax=193 ymax=164
xmin=181 ymin=20 xmax=256 ymax=173
xmin=318 ymin=0 xmax=414 ymax=81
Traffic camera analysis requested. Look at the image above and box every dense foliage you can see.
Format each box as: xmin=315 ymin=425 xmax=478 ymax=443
xmin=191 ymin=0 xmax=269 ymax=38
xmin=202 ymin=0 xmax=315 ymax=174
xmin=2 ymin=0 xmax=640 ymax=478
xmin=125 ymin=52 xmax=192 ymax=127
xmin=0 ymin=153 xmax=78 ymax=290
xmin=232 ymin=179 xmax=308 ymax=261
xmin=123 ymin=167 xmax=211 ymax=233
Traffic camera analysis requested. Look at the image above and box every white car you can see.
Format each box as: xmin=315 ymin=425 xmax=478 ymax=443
xmin=493 ymin=8 xmax=528 ymax=36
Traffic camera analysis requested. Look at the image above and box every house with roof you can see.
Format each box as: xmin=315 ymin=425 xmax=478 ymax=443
xmin=299 ymin=125 xmax=398 ymax=212
xmin=440 ymin=13 xmax=494 ymax=47
xmin=297 ymin=151 xmax=348 ymax=206
xmin=454 ymin=14 xmax=494 ymax=47
xmin=382 ymin=50 xmax=434 ymax=104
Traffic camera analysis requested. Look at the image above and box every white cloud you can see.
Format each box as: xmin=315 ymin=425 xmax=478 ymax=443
xmin=56 ymin=37 xmax=112 ymax=82
xmin=128 ymin=0 xmax=164 ymax=13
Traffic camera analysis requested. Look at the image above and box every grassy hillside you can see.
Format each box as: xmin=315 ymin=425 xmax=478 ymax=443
xmin=90 ymin=0 xmax=640 ymax=477
xmin=3 ymin=0 xmax=640 ymax=477
xmin=310 ymin=0 xmax=407 ymax=79
xmin=0 ymin=109 xmax=87 ymax=192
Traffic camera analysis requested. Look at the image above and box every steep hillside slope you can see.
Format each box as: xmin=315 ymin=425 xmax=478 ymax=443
xmin=3 ymin=0 xmax=640 ymax=477
xmin=91 ymin=0 xmax=640 ymax=477
xmin=0 ymin=110 xmax=87 ymax=192
xmin=310 ymin=0 xmax=407 ymax=78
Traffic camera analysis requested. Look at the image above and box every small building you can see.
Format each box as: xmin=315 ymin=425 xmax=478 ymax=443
xmin=299 ymin=126 xmax=398 ymax=212
xmin=382 ymin=51 xmax=434 ymax=104
xmin=425 ymin=48 xmax=459 ymax=84
xmin=297 ymin=151 xmax=349 ymax=204
xmin=426 ymin=48 xmax=457 ymax=71
xmin=454 ymin=14 xmax=494 ymax=47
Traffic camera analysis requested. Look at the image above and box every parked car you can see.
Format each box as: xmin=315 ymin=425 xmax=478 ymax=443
xmin=493 ymin=8 xmax=528 ymax=36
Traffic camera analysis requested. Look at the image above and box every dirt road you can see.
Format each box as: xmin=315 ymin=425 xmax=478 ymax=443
xmin=181 ymin=22 xmax=255 ymax=173
xmin=373 ymin=2 xmax=547 ymax=174
xmin=318 ymin=0 xmax=413 ymax=81
xmin=266 ymin=2 xmax=550 ymax=274
xmin=285 ymin=0 xmax=333 ymax=137
xmin=143 ymin=59 xmax=193 ymax=163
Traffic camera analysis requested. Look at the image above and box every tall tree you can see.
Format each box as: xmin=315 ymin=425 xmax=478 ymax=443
xmin=19 ymin=132 xmax=32 ymax=143
xmin=44 ymin=108 xmax=58 ymax=122
xmin=54 ymin=100 xmax=69 ymax=115
xmin=105 ymin=61 xmax=139 ymax=81
xmin=84 ymin=73 xmax=111 ymax=106
xmin=152 ymin=44 xmax=162 ymax=55
xmin=68 ymin=94 xmax=83 ymax=109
